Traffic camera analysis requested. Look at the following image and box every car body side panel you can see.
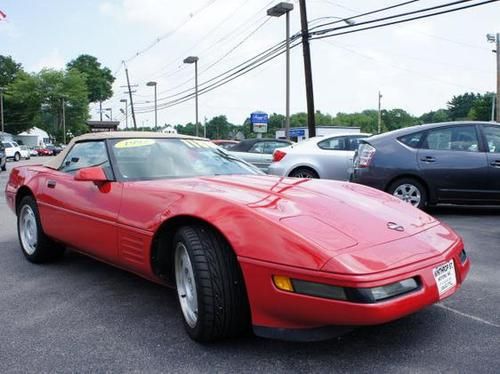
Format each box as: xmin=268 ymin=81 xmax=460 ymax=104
xmin=36 ymin=169 xmax=123 ymax=262
xmin=417 ymin=147 xmax=489 ymax=203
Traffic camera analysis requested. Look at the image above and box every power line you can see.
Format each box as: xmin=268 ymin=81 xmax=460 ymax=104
xmin=125 ymin=0 xmax=499 ymax=114
xmin=310 ymin=0 xmax=498 ymax=39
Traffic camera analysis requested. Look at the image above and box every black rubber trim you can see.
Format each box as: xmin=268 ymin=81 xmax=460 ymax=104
xmin=253 ymin=325 xmax=353 ymax=342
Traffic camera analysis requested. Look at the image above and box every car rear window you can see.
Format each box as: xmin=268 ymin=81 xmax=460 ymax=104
xmin=398 ymin=132 xmax=424 ymax=148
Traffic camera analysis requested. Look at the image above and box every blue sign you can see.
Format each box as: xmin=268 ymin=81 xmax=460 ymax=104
xmin=289 ymin=128 xmax=305 ymax=137
xmin=250 ymin=112 xmax=268 ymax=124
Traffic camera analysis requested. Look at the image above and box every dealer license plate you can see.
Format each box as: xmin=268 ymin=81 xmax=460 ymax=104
xmin=433 ymin=260 xmax=457 ymax=296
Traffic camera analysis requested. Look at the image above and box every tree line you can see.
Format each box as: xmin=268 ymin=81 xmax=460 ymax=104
xmin=0 ymin=54 xmax=114 ymax=142
xmin=172 ymin=92 xmax=496 ymax=139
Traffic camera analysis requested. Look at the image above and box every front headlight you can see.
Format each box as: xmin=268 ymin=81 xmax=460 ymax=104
xmin=273 ymin=276 xmax=419 ymax=304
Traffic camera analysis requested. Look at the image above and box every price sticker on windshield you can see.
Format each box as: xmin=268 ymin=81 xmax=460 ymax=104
xmin=115 ymin=139 xmax=156 ymax=149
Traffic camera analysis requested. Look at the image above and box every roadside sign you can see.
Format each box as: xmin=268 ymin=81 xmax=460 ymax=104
xmin=289 ymin=128 xmax=305 ymax=137
xmin=250 ymin=111 xmax=268 ymax=134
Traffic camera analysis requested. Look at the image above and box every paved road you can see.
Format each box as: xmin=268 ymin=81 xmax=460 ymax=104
xmin=1 ymin=159 xmax=499 ymax=373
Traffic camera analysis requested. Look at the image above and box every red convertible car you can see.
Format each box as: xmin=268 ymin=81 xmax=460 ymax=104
xmin=5 ymin=132 xmax=470 ymax=342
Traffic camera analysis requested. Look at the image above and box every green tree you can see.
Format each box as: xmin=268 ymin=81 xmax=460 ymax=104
xmin=420 ymin=108 xmax=450 ymax=123
xmin=447 ymin=92 xmax=478 ymax=120
xmin=468 ymin=92 xmax=495 ymax=121
xmin=3 ymin=71 xmax=42 ymax=134
xmin=0 ymin=55 xmax=23 ymax=87
xmin=205 ymin=115 xmax=234 ymax=139
xmin=35 ymin=69 xmax=90 ymax=141
xmin=66 ymin=54 xmax=115 ymax=104
xmin=381 ymin=108 xmax=418 ymax=131
xmin=334 ymin=110 xmax=378 ymax=133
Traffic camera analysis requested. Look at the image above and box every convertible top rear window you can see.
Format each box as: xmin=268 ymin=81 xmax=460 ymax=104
xmin=109 ymin=138 xmax=261 ymax=180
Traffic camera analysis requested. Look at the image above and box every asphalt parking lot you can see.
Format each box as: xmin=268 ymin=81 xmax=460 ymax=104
xmin=0 ymin=158 xmax=499 ymax=373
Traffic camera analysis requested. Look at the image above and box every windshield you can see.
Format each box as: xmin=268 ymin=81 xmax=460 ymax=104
xmin=109 ymin=138 xmax=262 ymax=180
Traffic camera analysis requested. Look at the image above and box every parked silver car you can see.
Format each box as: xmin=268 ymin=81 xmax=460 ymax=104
xmin=228 ymin=138 xmax=292 ymax=172
xmin=268 ymin=133 xmax=370 ymax=180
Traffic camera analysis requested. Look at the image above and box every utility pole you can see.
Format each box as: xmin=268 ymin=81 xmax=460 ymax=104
xmin=124 ymin=64 xmax=138 ymax=130
xmin=299 ymin=0 xmax=316 ymax=138
xmin=99 ymin=101 xmax=103 ymax=121
xmin=0 ymin=87 xmax=5 ymax=138
xmin=62 ymin=97 xmax=66 ymax=144
xmin=120 ymin=99 xmax=128 ymax=129
xmin=378 ymin=91 xmax=382 ymax=134
xmin=496 ymin=33 xmax=499 ymax=122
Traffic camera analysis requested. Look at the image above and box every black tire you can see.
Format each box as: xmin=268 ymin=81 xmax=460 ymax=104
xmin=17 ymin=196 xmax=65 ymax=263
xmin=14 ymin=152 xmax=20 ymax=161
xmin=289 ymin=167 xmax=319 ymax=179
xmin=1 ymin=160 xmax=6 ymax=171
xmin=387 ymin=177 xmax=428 ymax=210
xmin=173 ymin=225 xmax=249 ymax=342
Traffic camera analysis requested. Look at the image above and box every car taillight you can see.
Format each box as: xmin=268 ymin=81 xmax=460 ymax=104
xmin=357 ymin=143 xmax=376 ymax=168
xmin=273 ymin=149 xmax=286 ymax=162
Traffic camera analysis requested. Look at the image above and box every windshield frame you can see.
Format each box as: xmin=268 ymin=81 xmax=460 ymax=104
xmin=105 ymin=137 xmax=263 ymax=182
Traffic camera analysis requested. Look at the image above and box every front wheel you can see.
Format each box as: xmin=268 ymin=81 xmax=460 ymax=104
xmin=388 ymin=178 xmax=428 ymax=209
xmin=14 ymin=152 xmax=20 ymax=161
xmin=173 ymin=225 xmax=249 ymax=342
xmin=17 ymin=196 xmax=65 ymax=263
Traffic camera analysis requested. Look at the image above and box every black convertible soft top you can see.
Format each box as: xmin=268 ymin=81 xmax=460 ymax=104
xmin=230 ymin=138 xmax=292 ymax=152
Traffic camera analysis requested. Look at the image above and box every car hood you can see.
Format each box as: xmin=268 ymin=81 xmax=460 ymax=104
xmin=142 ymin=175 xmax=454 ymax=273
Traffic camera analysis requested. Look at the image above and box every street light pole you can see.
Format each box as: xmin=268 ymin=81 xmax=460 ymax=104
xmin=378 ymin=91 xmax=383 ymax=134
xmin=120 ymin=99 xmax=128 ymax=129
xmin=184 ymin=56 xmax=199 ymax=137
xmin=0 ymin=87 xmax=5 ymax=139
xmin=497 ymin=33 xmax=499 ymax=123
xmin=105 ymin=107 xmax=113 ymax=121
xmin=267 ymin=2 xmax=294 ymax=140
xmin=146 ymin=81 xmax=158 ymax=130
xmin=487 ymin=33 xmax=500 ymax=122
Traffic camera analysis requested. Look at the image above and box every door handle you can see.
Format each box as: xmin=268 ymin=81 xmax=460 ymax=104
xmin=420 ymin=156 xmax=436 ymax=163
xmin=490 ymin=160 xmax=500 ymax=167
xmin=47 ymin=180 xmax=56 ymax=189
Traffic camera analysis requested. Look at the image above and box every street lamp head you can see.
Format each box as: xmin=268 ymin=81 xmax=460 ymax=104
xmin=146 ymin=81 xmax=157 ymax=86
xmin=267 ymin=2 xmax=294 ymax=17
xmin=183 ymin=56 xmax=199 ymax=64
xmin=486 ymin=33 xmax=496 ymax=43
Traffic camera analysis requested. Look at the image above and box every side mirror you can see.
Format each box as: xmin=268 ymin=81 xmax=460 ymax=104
xmin=74 ymin=166 xmax=109 ymax=184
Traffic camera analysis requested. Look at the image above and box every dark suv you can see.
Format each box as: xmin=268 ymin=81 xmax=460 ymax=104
xmin=351 ymin=121 xmax=500 ymax=209
xmin=0 ymin=142 xmax=6 ymax=171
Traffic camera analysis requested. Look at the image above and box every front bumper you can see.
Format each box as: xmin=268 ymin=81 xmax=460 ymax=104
xmin=239 ymin=240 xmax=469 ymax=341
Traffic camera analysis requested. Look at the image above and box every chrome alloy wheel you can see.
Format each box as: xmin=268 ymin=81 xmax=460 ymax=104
xmin=393 ymin=183 xmax=421 ymax=207
xmin=175 ymin=242 xmax=198 ymax=328
xmin=19 ymin=205 xmax=38 ymax=255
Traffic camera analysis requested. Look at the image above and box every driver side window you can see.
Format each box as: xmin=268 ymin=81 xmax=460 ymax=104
xmin=59 ymin=141 xmax=110 ymax=174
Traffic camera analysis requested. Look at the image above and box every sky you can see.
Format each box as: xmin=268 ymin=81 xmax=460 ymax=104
xmin=0 ymin=0 xmax=498 ymax=129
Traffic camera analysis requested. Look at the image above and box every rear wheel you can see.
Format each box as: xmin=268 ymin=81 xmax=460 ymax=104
xmin=289 ymin=167 xmax=319 ymax=179
xmin=388 ymin=178 xmax=428 ymax=209
xmin=17 ymin=196 xmax=65 ymax=263
xmin=1 ymin=159 xmax=6 ymax=171
xmin=173 ymin=225 xmax=249 ymax=342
